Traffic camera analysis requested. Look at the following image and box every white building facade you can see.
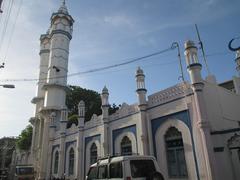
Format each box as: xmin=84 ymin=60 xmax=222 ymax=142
xmin=26 ymin=2 xmax=240 ymax=180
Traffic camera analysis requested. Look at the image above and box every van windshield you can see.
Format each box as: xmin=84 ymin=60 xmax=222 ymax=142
xmin=130 ymin=160 xmax=156 ymax=178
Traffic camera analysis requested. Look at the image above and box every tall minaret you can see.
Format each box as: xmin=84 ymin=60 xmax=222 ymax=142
xmin=184 ymin=40 xmax=217 ymax=180
xmin=135 ymin=67 xmax=149 ymax=155
xmin=37 ymin=1 xmax=74 ymax=179
xmin=30 ymin=30 xmax=50 ymax=169
xmin=43 ymin=1 xmax=74 ymax=109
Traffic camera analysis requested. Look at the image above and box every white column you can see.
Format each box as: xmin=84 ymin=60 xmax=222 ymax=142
xmin=185 ymin=40 xmax=217 ymax=180
xmin=77 ymin=101 xmax=85 ymax=179
xmin=135 ymin=67 xmax=149 ymax=155
xmin=101 ymin=86 xmax=110 ymax=156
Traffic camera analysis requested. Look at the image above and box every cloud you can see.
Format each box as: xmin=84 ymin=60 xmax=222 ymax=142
xmin=103 ymin=14 xmax=135 ymax=27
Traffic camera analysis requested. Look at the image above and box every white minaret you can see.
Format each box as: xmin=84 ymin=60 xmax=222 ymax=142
xmin=37 ymin=2 xmax=74 ymax=179
xmin=101 ymin=86 xmax=110 ymax=155
xmin=184 ymin=40 xmax=217 ymax=180
xmin=30 ymin=30 xmax=50 ymax=170
xmin=135 ymin=67 xmax=149 ymax=155
xmin=136 ymin=67 xmax=147 ymax=107
xmin=43 ymin=1 xmax=74 ymax=109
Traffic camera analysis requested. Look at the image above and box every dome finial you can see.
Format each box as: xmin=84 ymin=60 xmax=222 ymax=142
xmin=58 ymin=0 xmax=68 ymax=14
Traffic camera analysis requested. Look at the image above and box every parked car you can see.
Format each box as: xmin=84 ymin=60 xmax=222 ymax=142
xmin=15 ymin=165 xmax=34 ymax=180
xmin=86 ymin=155 xmax=164 ymax=180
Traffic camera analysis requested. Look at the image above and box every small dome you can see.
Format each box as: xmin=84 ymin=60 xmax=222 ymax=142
xmin=184 ymin=40 xmax=196 ymax=49
xmin=102 ymin=85 xmax=109 ymax=94
xmin=136 ymin=67 xmax=144 ymax=75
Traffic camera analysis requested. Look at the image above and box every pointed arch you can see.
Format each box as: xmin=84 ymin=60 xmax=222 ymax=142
xmin=53 ymin=151 xmax=59 ymax=174
xmin=155 ymin=118 xmax=197 ymax=179
xmin=164 ymin=127 xmax=188 ymax=178
xmin=65 ymin=145 xmax=76 ymax=177
xmin=114 ymin=132 xmax=137 ymax=155
xmin=68 ymin=147 xmax=75 ymax=175
xmin=121 ymin=136 xmax=132 ymax=155
xmin=90 ymin=143 xmax=98 ymax=164
xmin=85 ymin=140 xmax=101 ymax=175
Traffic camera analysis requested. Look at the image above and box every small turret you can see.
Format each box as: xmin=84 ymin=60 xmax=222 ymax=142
xmin=78 ymin=100 xmax=85 ymax=128
xmin=101 ymin=86 xmax=109 ymax=106
xmin=101 ymin=86 xmax=109 ymax=123
xmin=136 ymin=67 xmax=147 ymax=109
xmin=60 ymin=108 xmax=68 ymax=133
xmin=184 ymin=40 xmax=203 ymax=85
xmin=101 ymin=86 xmax=110 ymax=155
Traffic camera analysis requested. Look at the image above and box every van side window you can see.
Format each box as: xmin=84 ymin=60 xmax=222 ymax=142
xmin=130 ymin=160 xmax=156 ymax=178
xmin=87 ymin=166 xmax=97 ymax=180
xmin=98 ymin=165 xmax=107 ymax=179
xmin=110 ymin=162 xmax=123 ymax=178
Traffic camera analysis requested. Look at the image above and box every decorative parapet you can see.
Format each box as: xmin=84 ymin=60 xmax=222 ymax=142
xmin=84 ymin=114 xmax=102 ymax=129
xmin=148 ymin=82 xmax=193 ymax=108
xmin=109 ymin=103 xmax=139 ymax=121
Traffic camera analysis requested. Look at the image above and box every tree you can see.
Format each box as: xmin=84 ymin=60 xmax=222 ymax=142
xmin=66 ymin=85 xmax=102 ymax=122
xmin=16 ymin=125 xmax=32 ymax=151
xmin=66 ymin=85 xmax=121 ymax=128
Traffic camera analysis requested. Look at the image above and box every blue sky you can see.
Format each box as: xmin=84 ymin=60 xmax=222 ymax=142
xmin=0 ymin=0 xmax=239 ymax=138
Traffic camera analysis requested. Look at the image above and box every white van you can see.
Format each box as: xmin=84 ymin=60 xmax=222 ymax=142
xmin=86 ymin=155 xmax=164 ymax=180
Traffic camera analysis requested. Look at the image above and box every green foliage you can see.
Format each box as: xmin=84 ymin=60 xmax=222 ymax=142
xmin=16 ymin=125 xmax=32 ymax=151
xmin=66 ymin=85 xmax=102 ymax=122
xmin=67 ymin=114 xmax=79 ymax=128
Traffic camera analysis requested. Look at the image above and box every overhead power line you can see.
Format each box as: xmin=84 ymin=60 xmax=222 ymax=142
xmin=2 ymin=0 xmax=23 ymax=62
xmin=0 ymin=0 xmax=14 ymax=53
xmin=0 ymin=45 xmax=175 ymax=82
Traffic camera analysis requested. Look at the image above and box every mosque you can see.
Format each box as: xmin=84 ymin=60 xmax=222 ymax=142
xmin=12 ymin=1 xmax=240 ymax=180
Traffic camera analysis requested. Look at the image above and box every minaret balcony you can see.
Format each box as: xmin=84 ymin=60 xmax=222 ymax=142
xmin=31 ymin=96 xmax=44 ymax=104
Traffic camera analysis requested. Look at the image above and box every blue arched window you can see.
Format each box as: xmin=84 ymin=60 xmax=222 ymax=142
xmin=121 ymin=136 xmax=132 ymax=155
xmin=165 ymin=127 xmax=188 ymax=178
xmin=69 ymin=148 xmax=74 ymax=175
xmin=53 ymin=151 xmax=59 ymax=174
xmin=90 ymin=143 xmax=97 ymax=164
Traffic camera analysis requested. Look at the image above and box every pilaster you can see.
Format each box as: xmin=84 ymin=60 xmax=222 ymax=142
xmin=135 ymin=67 xmax=149 ymax=155
xmin=185 ymin=40 xmax=217 ymax=180
xmin=101 ymin=86 xmax=110 ymax=156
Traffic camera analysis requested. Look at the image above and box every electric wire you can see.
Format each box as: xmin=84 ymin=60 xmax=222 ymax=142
xmin=0 ymin=0 xmax=14 ymax=53
xmin=2 ymin=0 xmax=23 ymax=62
xmin=0 ymin=49 xmax=233 ymax=83
xmin=0 ymin=46 xmax=175 ymax=82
